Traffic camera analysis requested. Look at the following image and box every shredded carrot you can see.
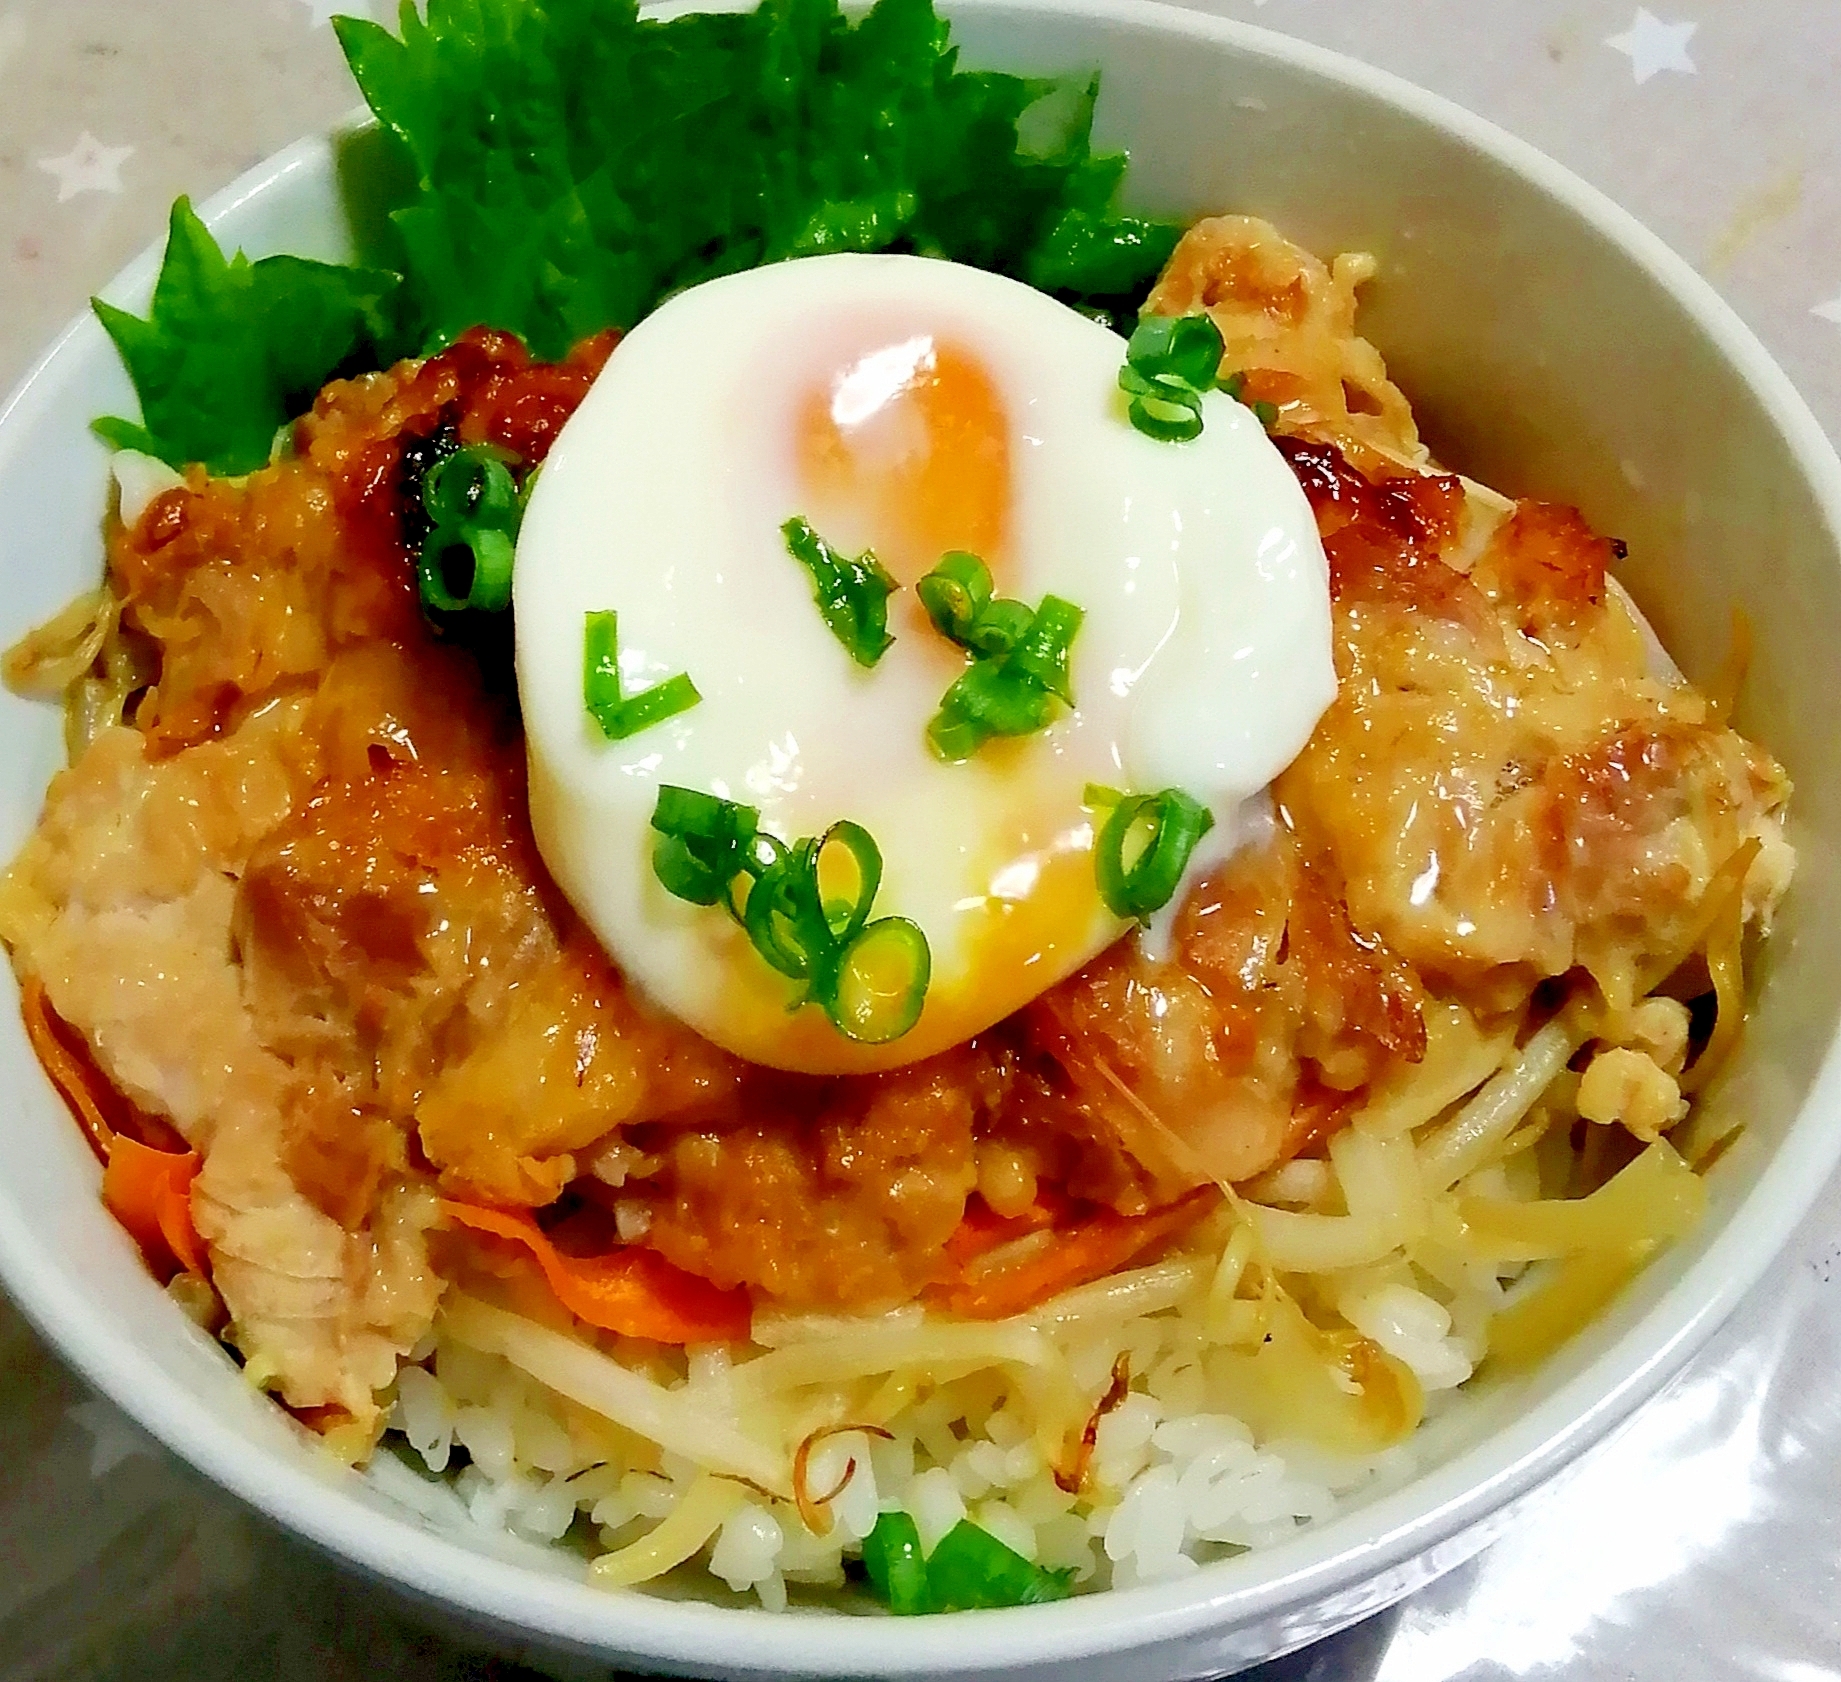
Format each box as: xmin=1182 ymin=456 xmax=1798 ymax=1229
xmin=1055 ymin=1350 xmax=1132 ymax=1493
xmin=102 ymin=1134 xmax=207 ymax=1279
xmin=23 ymin=974 xmax=209 ymax=1283
xmin=931 ymin=1186 xmax=1220 ymax=1321
xmin=941 ymin=1190 xmax=1067 ymax=1271
xmin=441 ymin=1201 xmax=752 ymax=1344
xmin=21 ymin=974 xmax=117 ymax=1165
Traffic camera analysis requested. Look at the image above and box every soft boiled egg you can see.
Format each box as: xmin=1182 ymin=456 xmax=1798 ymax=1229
xmin=515 ymin=253 xmax=1334 ymax=1074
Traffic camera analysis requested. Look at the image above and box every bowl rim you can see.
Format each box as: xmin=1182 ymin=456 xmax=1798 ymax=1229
xmin=3 ymin=0 xmax=1841 ymax=1673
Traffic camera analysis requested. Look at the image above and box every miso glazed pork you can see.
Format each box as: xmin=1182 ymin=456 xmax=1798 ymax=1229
xmin=0 ymin=0 xmax=1789 ymax=1613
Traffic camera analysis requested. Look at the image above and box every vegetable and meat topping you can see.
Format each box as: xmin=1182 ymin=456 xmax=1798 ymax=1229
xmin=1 ymin=279 xmax=1787 ymax=1403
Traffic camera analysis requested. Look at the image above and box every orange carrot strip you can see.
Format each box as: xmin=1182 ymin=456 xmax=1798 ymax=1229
xmin=21 ymin=974 xmax=116 ymax=1165
xmin=932 ymin=1187 xmax=1220 ymax=1321
xmin=103 ymin=1134 xmax=206 ymax=1279
xmin=941 ymin=1190 xmax=1067 ymax=1270
xmin=441 ymin=1202 xmax=751 ymax=1344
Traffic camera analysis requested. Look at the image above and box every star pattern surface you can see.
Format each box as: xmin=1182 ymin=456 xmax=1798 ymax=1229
xmin=1606 ymin=8 xmax=1699 ymax=84
xmin=35 ymin=132 xmax=132 ymax=203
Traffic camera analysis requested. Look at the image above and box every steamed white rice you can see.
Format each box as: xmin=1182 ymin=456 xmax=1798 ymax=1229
xmin=375 ymin=1264 xmax=1479 ymax=1605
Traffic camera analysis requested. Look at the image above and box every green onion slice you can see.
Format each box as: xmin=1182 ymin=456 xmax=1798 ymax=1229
xmin=1118 ymin=311 xmax=1225 ymax=444
xmin=1094 ymin=786 xmax=1217 ymax=922
xmin=414 ymin=443 xmax=528 ymax=618
xmin=815 ymin=821 xmax=883 ymax=946
xmin=1118 ymin=365 xmax=1204 ymax=444
xmin=583 ymin=610 xmax=702 ymax=742
xmin=831 ymin=917 xmax=931 ymax=1044
xmin=924 ymin=1520 xmax=1075 ymax=1611
xmin=925 ymin=707 xmax=985 ymax=765
xmin=783 ymin=516 xmax=898 ymax=668
xmin=422 ymin=446 xmax=520 ymax=531
xmin=648 ymin=789 xmax=930 ymax=1042
xmin=1009 ymin=595 xmax=1083 ymax=705
xmin=417 ymin=524 xmax=517 ymax=614
xmin=1125 ymin=313 xmax=1226 ymax=391
xmin=861 ymin=1511 xmax=931 ymax=1616
xmin=941 ymin=658 xmax=1053 ymax=736
xmin=916 ymin=553 xmax=1084 ymax=762
xmin=916 ymin=551 xmax=995 ymax=646
xmin=650 ymin=785 xmax=758 ymax=907
xmin=969 ymin=597 xmax=1033 ymax=658
xmin=743 ymin=850 xmax=823 ymax=983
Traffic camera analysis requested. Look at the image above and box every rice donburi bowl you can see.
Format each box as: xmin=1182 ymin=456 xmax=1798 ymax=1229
xmin=0 ymin=0 xmax=1810 ymax=1632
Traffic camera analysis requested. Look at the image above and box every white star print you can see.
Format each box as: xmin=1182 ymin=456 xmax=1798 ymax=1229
xmin=68 ymin=1396 xmax=155 ymax=1479
xmin=1605 ymin=9 xmax=1698 ymax=84
xmin=1812 ymin=297 xmax=1841 ymax=326
xmin=36 ymin=132 xmax=133 ymax=203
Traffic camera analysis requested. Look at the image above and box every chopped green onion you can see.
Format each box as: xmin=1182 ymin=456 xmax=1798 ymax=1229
xmin=651 ymin=785 xmax=764 ymax=913
xmin=414 ymin=443 xmax=529 ymax=618
xmin=417 ymin=524 xmax=515 ymax=614
xmin=861 ymin=1512 xmax=931 ymax=1616
xmin=422 ymin=446 xmax=519 ymax=531
xmin=649 ymin=791 xmax=930 ymax=1043
xmin=1082 ymin=782 xmax=1123 ymax=809
xmin=916 ymin=553 xmax=1038 ymax=659
xmin=783 ymin=516 xmax=898 ymax=668
xmin=1118 ymin=364 xmax=1203 ymax=443
xmin=831 ymin=917 xmax=931 ymax=1044
xmin=915 ymin=551 xmax=992 ymax=645
xmin=1008 ymin=595 xmax=1083 ymax=705
xmin=815 ymin=820 xmax=883 ymax=947
xmin=652 ymin=784 xmax=751 ymax=844
xmin=924 ymin=707 xmax=985 ymax=765
xmin=1119 ymin=311 xmax=1225 ymax=444
xmin=923 ymin=1520 xmax=1075 ymax=1611
xmin=1094 ymin=787 xmax=1217 ymax=922
xmin=916 ymin=554 xmax=1084 ymax=762
xmin=1126 ymin=313 xmax=1225 ymax=391
xmin=969 ymin=597 xmax=1033 ymax=658
xmin=935 ymin=657 xmax=1054 ymax=744
xmin=583 ymin=611 xmax=702 ymax=742
xmin=743 ymin=843 xmax=828 ymax=983
xmin=648 ymin=784 xmax=756 ymax=904
xmin=652 ymin=836 xmax=729 ymax=906
xmin=1214 ymin=367 xmax=1280 ymax=429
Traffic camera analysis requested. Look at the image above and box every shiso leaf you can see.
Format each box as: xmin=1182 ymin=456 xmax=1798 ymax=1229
xmin=96 ymin=0 xmax=1179 ymax=475
xmin=334 ymin=0 xmax=1181 ymax=357
xmin=92 ymin=198 xmax=405 ymax=476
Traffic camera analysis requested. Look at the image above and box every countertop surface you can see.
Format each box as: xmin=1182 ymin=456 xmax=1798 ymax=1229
xmin=1 ymin=1 xmax=1838 ymax=1678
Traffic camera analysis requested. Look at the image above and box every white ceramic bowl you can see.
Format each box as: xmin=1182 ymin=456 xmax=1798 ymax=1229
xmin=2 ymin=2 xmax=1840 ymax=1676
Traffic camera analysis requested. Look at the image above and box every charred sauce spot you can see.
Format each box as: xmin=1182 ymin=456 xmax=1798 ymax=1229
xmin=1274 ymin=436 xmax=1474 ymax=619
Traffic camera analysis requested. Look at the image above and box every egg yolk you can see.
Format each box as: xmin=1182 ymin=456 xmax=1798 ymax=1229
xmin=796 ymin=335 xmax=1010 ymax=600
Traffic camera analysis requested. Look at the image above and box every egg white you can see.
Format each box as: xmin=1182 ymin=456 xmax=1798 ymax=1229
xmin=515 ymin=253 xmax=1334 ymax=1072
